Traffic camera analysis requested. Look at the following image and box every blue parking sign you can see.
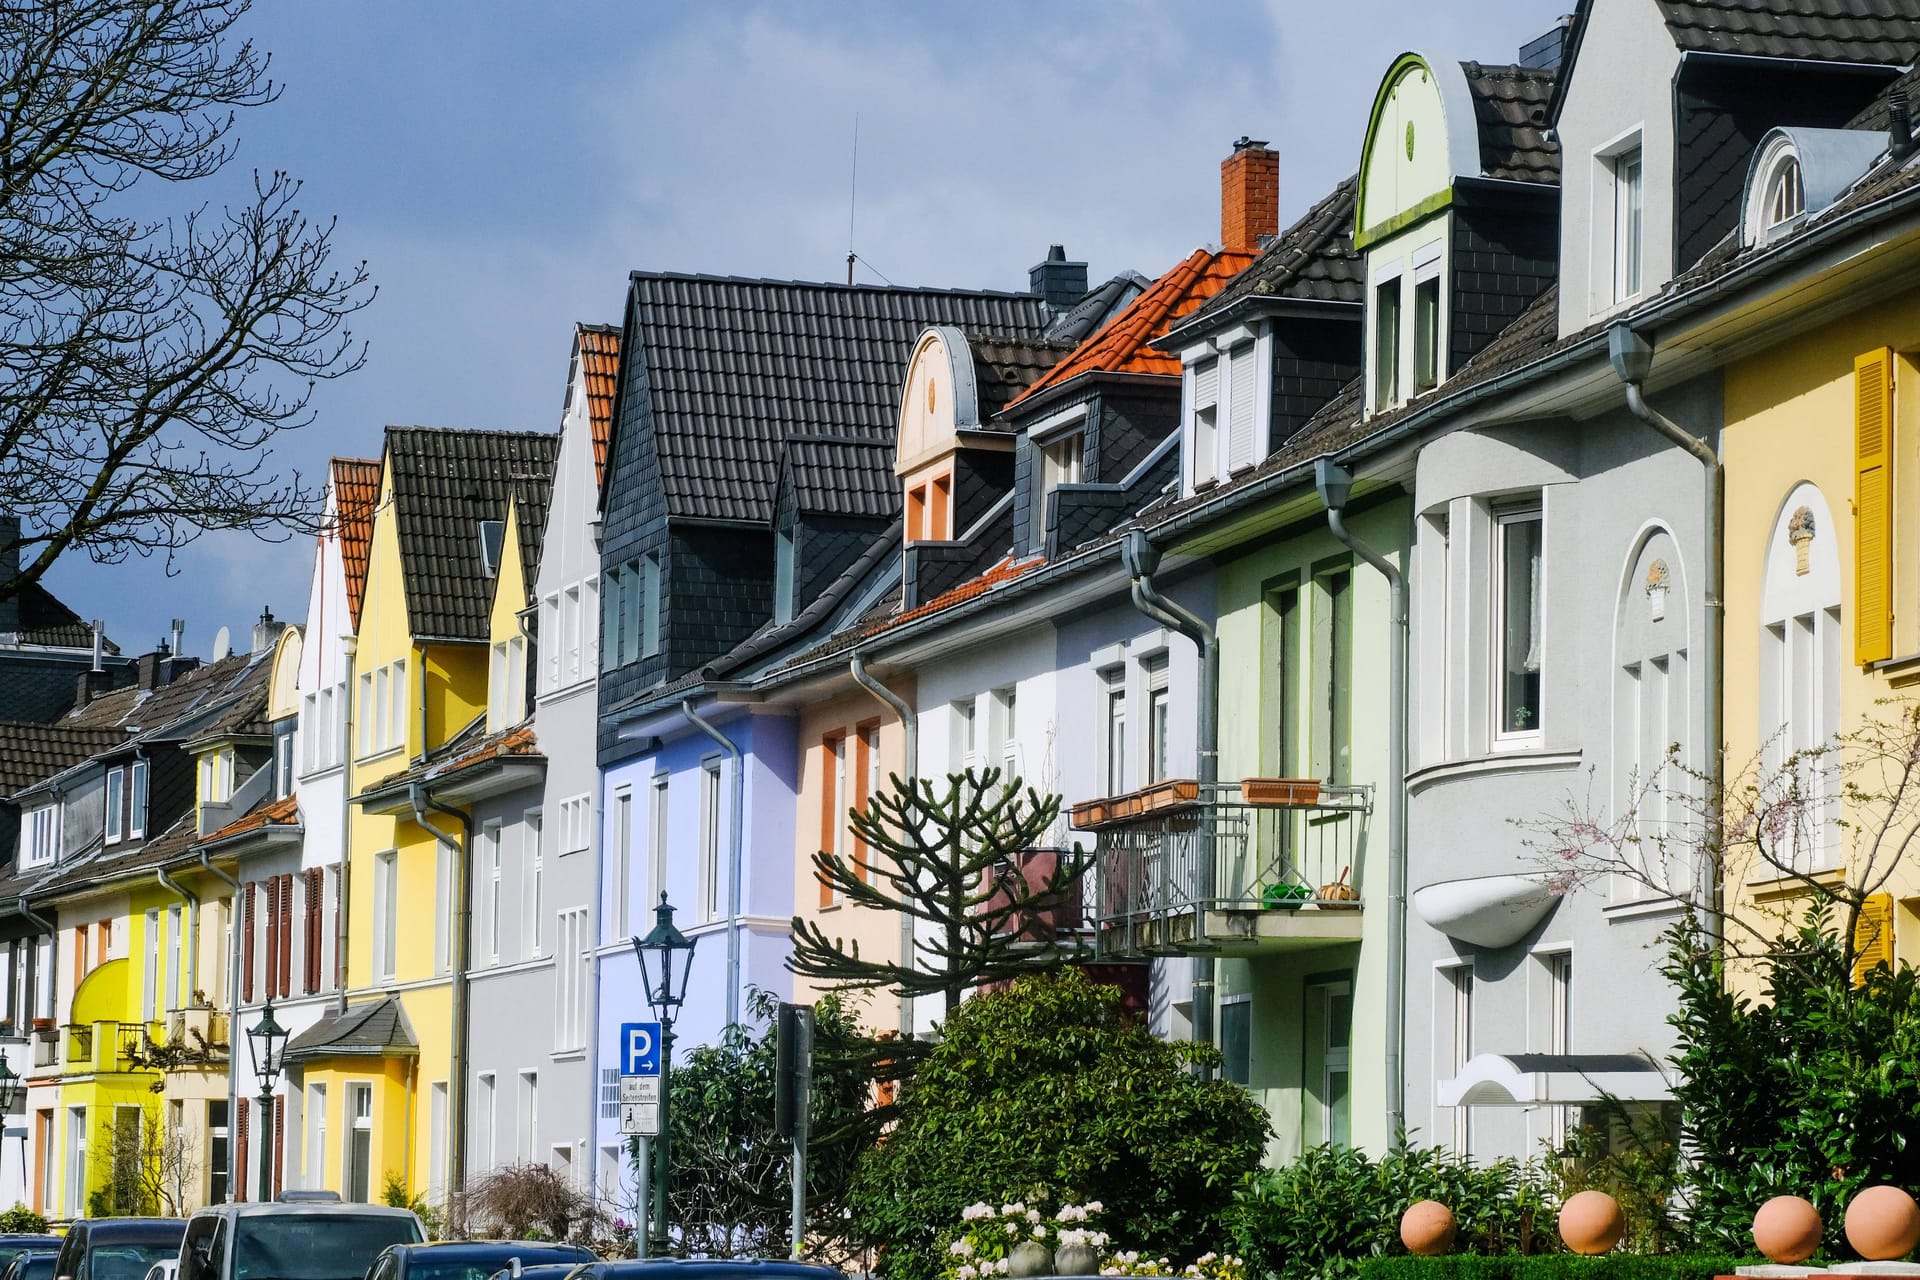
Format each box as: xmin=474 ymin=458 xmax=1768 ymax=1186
xmin=621 ymin=1021 xmax=662 ymax=1075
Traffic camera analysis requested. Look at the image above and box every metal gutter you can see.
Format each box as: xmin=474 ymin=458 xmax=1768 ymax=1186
xmin=849 ymin=649 xmax=916 ymax=1039
xmin=194 ymin=851 xmax=242 ymax=1203
xmin=681 ymin=700 xmax=746 ymax=1030
xmin=155 ymin=865 xmax=200 ymax=1009
xmin=410 ymin=783 xmax=473 ymax=1205
xmin=340 ymin=636 xmax=358 ymax=1015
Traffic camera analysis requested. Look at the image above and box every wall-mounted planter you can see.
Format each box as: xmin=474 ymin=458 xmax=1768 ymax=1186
xmin=1069 ymin=799 xmax=1111 ymax=828
xmin=1241 ymin=777 xmax=1323 ymax=807
xmin=1137 ymin=779 xmax=1200 ymax=814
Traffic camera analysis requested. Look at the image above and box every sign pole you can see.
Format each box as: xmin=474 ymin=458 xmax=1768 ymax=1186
xmin=634 ymin=1136 xmax=651 ymax=1258
xmin=778 ymin=1003 xmax=814 ymax=1258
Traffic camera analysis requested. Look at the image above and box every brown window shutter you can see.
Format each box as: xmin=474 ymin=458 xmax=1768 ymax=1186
xmin=303 ymin=869 xmax=318 ymax=994
xmin=273 ymin=1096 xmax=285 ymax=1198
xmin=236 ymin=1097 xmax=250 ymax=1203
xmin=241 ymin=885 xmax=255 ymax=1004
xmin=265 ymin=879 xmax=280 ymax=999
xmin=278 ymin=874 xmax=293 ymax=999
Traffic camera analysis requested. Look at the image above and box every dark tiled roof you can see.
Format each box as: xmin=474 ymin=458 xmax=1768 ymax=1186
xmin=1462 ymin=62 xmax=1560 ymax=184
xmin=286 ymin=995 xmax=418 ymax=1060
xmin=624 ymin=274 xmax=1051 ymax=524
xmin=1848 ymin=65 xmax=1920 ymax=131
xmin=511 ymin=467 xmax=555 ymax=603
xmin=972 ymin=337 xmax=1078 ymax=422
xmin=1045 ymin=272 xmax=1152 ymax=345
xmin=1008 ymin=247 xmax=1258 ymax=411
xmin=1657 ymin=0 xmax=1920 ymax=63
xmin=331 ymin=458 xmax=381 ymax=633
xmin=1180 ymin=178 xmax=1363 ymax=333
xmin=14 ymin=581 xmax=116 ymax=652
xmin=63 ymin=651 xmax=260 ymax=736
xmin=577 ymin=324 xmax=621 ymax=489
xmin=0 ymin=723 xmax=127 ymax=798
xmin=356 ymin=721 xmax=541 ymax=799
xmin=785 ymin=436 xmax=897 ymax=519
xmin=386 ymin=427 xmax=560 ymax=641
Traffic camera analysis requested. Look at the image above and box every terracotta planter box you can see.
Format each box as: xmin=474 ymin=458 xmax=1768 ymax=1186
xmin=1137 ymin=779 xmax=1200 ymax=815
xmin=1070 ymin=798 xmax=1112 ymax=828
xmin=1241 ymin=777 xmax=1322 ymax=807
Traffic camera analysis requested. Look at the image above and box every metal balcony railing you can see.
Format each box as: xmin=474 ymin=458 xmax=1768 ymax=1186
xmin=982 ymin=847 xmax=1095 ymax=949
xmin=1078 ymin=779 xmax=1372 ymax=957
xmin=62 ymin=1020 xmax=168 ymax=1074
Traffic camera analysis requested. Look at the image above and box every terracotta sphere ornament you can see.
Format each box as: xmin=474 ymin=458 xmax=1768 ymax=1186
xmin=1846 ymin=1185 xmax=1920 ymax=1261
xmin=1752 ymin=1195 xmax=1823 ymax=1265
xmin=1559 ymin=1190 xmax=1626 ymax=1256
xmin=1400 ymin=1200 xmax=1458 ymax=1257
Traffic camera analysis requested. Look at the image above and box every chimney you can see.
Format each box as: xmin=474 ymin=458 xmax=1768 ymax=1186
xmin=170 ymin=617 xmax=185 ymax=660
xmin=1519 ymin=15 xmax=1575 ymax=70
xmin=91 ymin=620 xmax=105 ymax=672
xmin=0 ymin=516 xmax=19 ymax=642
xmin=74 ymin=668 xmax=115 ymax=708
xmin=1028 ymin=244 xmax=1088 ymax=310
xmin=1892 ymin=94 xmax=1915 ymax=162
xmin=251 ymin=607 xmax=285 ymax=656
xmin=137 ymin=645 xmax=170 ymax=690
xmin=1222 ymin=138 xmax=1279 ymax=253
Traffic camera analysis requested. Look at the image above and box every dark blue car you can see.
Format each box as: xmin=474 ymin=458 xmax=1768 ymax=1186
xmin=365 ymin=1243 xmax=593 ymax=1280
xmin=563 ymin=1264 xmax=839 ymax=1280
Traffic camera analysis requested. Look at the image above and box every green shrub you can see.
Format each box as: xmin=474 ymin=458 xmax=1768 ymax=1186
xmin=0 ymin=1204 xmax=46 ymax=1233
xmin=849 ymin=969 xmax=1271 ymax=1280
xmin=1355 ymin=1256 xmax=1750 ymax=1280
xmin=1225 ymin=1141 xmax=1554 ymax=1280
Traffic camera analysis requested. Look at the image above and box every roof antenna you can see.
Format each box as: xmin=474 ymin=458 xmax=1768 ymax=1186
xmin=846 ymin=111 xmax=860 ymax=285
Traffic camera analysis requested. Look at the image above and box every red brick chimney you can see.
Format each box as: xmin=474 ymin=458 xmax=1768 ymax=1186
xmin=1221 ymin=137 xmax=1279 ymax=253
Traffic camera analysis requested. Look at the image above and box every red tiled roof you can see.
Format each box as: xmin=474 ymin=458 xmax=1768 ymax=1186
xmin=883 ymin=556 xmax=1040 ymax=632
xmin=331 ymin=457 xmax=381 ymax=631
xmin=1007 ymin=247 xmax=1258 ymax=409
xmin=205 ymin=793 xmax=299 ymax=841
xmin=578 ymin=325 xmax=621 ymax=488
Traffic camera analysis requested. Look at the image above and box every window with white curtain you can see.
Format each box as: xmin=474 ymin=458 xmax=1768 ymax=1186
xmin=1495 ymin=505 xmax=1544 ymax=744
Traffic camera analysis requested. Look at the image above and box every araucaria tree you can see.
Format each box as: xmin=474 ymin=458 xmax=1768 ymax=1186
xmin=0 ymin=0 xmax=375 ymax=601
xmin=787 ymin=767 xmax=1091 ymax=1016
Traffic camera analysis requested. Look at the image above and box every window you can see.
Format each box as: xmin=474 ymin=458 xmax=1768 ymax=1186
xmin=389 ymin=658 xmax=407 ymax=749
xmin=24 ymin=806 xmax=58 ymax=868
xmin=554 ymin=592 xmax=571 ymax=687
xmin=373 ymin=852 xmax=397 ymax=983
xmin=434 ymin=837 xmax=453 ymax=976
xmin=206 ymin=1101 xmax=229 ymax=1206
xmin=649 ymin=773 xmax=669 ymax=912
xmin=906 ymin=486 xmax=927 ymax=543
xmin=142 ymin=908 xmax=160 ymax=1022
xmin=429 ymin=1081 xmax=448 ymax=1201
xmin=129 ymin=760 xmax=147 ymax=839
xmin=563 ymin=586 xmax=582 ymax=684
xmin=930 ymin=475 xmax=951 ymax=540
xmin=1220 ymin=996 xmax=1251 ymax=1087
xmin=1766 ymin=156 xmax=1803 ymax=229
xmin=700 ymin=761 xmax=723 ymax=922
xmin=1043 ymin=432 xmax=1084 ymax=489
xmin=516 ymin=1071 xmax=539 ymax=1163
xmin=1270 ymin=585 xmax=1303 ymax=776
xmin=1191 ymin=358 xmax=1220 ymax=487
xmin=952 ymin=698 xmax=978 ymax=771
xmin=479 ymin=821 xmax=502 ymax=966
xmin=1226 ymin=341 xmax=1258 ymax=473
xmin=474 ymin=1073 xmax=496 ymax=1175
xmin=1414 ymin=275 xmax=1441 ymax=392
xmin=1144 ymin=656 xmax=1171 ymax=784
xmin=165 ymin=905 xmax=181 ymax=1014
xmin=560 ymin=795 xmax=593 ymax=854
xmin=820 ymin=734 xmax=848 ymax=908
xmin=551 ymin=1143 xmax=574 ymax=1184
xmin=305 ymin=1083 xmax=327 ymax=1188
xmin=1373 ymin=276 xmax=1401 ymax=407
xmin=1543 ymin=951 xmax=1573 ymax=1146
xmin=1314 ymin=570 xmax=1354 ymax=784
xmin=1105 ymin=671 xmax=1128 ymax=802
xmin=65 ymin=1106 xmax=85 ymax=1217
xmin=358 ymin=671 xmax=375 ymax=756
xmin=642 ymin=553 xmax=662 ymax=657
xmin=347 ymin=1084 xmax=372 ymax=1202
xmin=524 ymin=810 xmax=545 ymax=959
xmin=611 ymin=788 xmax=633 ymax=941
xmin=1441 ymin=964 xmax=1474 ymax=1154
xmin=1309 ymin=978 xmax=1353 ymax=1148
xmin=274 ymin=732 xmax=294 ymax=798
xmin=994 ymin=686 xmax=1019 ymax=784
xmin=555 ymin=908 xmax=589 ymax=1050
xmin=105 ymin=768 xmax=125 ymax=843
xmin=1496 ymin=507 xmax=1544 ymax=742
xmin=489 ymin=636 xmax=528 ymax=731
xmin=773 ymin=528 xmax=795 ymax=623
xmin=199 ymin=749 xmax=233 ymax=803
xmin=478 ymin=519 xmax=506 ymax=576
xmin=1762 ymin=488 xmax=1843 ymax=871
xmin=359 ymin=660 xmax=409 ymax=756
xmin=1612 ymin=148 xmax=1644 ymax=303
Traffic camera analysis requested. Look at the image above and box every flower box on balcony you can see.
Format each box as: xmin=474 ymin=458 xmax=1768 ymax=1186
xmin=1136 ymin=779 xmax=1200 ymax=815
xmin=1241 ymin=777 xmax=1322 ymax=808
xmin=1070 ymin=798 xmax=1112 ymax=828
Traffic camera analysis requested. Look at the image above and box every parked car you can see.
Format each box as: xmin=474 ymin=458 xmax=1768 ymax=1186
xmin=0 ymin=1242 xmax=61 ymax=1267
xmin=482 ymin=1266 xmax=579 ymax=1280
xmin=560 ymin=1265 xmax=839 ymax=1280
xmin=141 ymin=1262 xmax=179 ymax=1280
xmin=367 ymin=1243 xmax=592 ymax=1280
xmin=3 ymin=1250 xmax=56 ymax=1280
xmin=54 ymin=1220 xmax=187 ymax=1280
xmin=178 ymin=1203 xmax=424 ymax=1280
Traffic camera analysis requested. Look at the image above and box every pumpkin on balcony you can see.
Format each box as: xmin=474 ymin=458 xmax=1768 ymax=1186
xmin=1319 ymin=865 xmax=1358 ymax=909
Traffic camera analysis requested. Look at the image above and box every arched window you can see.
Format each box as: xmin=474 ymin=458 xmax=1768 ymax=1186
xmin=1765 ymin=155 xmax=1804 ymax=229
xmin=1613 ymin=528 xmax=1691 ymax=900
xmin=1746 ymin=137 xmax=1806 ymax=245
xmin=1759 ymin=483 xmax=1842 ymax=873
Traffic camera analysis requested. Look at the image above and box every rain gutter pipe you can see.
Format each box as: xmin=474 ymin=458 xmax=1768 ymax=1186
xmin=1609 ymin=324 xmax=1726 ymax=934
xmin=1314 ymin=459 xmax=1409 ymax=1139
xmin=194 ymin=852 xmax=243 ymax=1201
xmin=339 ymin=635 xmax=358 ymax=1014
xmin=850 ymin=648 xmax=917 ymax=1039
xmin=682 ymin=700 xmax=745 ymax=1030
xmin=412 ymin=784 xmax=473 ymax=1204
xmin=1118 ymin=527 xmax=1218 ymax=1068
xmin=154 ymin=866 xmax=199 ymax=1010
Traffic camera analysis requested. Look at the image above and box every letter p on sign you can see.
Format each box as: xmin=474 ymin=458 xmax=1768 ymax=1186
xmin=621 ymin=1021 xmax=662 ymax=1075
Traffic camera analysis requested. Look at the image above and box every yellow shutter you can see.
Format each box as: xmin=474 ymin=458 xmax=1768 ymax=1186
xmin=1856 ymin=347 xmax=1895 ymax=665
xmin=1853 ymin=892 xmax=1896 ymax=985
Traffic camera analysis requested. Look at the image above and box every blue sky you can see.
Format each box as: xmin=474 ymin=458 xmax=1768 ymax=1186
xmin=45 ymin=0 xmax=1567 ymax=658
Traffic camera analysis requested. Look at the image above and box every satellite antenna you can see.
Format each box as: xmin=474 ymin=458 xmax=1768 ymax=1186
xmin=211 ymin=626 xmax=231 ymax=662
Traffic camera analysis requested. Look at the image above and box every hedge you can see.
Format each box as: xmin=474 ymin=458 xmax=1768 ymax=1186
xmin=1354 ymin=1257 xmax=1754 ymax=1280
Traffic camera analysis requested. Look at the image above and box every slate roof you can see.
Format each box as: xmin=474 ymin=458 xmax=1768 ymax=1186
xmin=785 ymin=436 xmax=897 ymax=519
xmin=286 ymin=995 xmax=418 ymax=1060
xmin=1462 ymin=62 xmax=1560 ymax=184
xmin=1176 ymin=178 xmax=1363 ymax=336
xmin=0 ymin=723 xmax=127 ymax=799
xmin=623 ymin=274 xmax=1052 ymax=525
xmin=1655 ymin=0 xmax=1920 ymax=63
xmin=330 ymin=458 xmax=380 ymax=633
xmin=972 ymin=337 xmax=1078 ymax=420
xmin=1045 ymin=272 xmax=1153 ymax=345
xmin=60 ymin=651 xmax=260 ymax=738
xmin=1848 ymin=64 xmax=1920 ymax=131
xmin=385 ymin=427 xmax=560 ymax=641
xmin=1007 ymin=247 xmax=1259 ymax=412
xmin=577 ymin=324 xmax=621 ymax=488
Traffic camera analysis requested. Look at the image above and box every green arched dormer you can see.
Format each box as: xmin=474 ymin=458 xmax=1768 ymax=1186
xmin=1356 ymin=52 xmax=1480 ymax=249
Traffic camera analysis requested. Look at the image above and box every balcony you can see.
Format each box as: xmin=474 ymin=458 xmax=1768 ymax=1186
xmin=1077 ymin=778 xmax=1372 ymax=957
xmin=984 ymin=847 xmax=1093 ymax=948
xmin=62 ymin=1020 xmax=168 ymax=1075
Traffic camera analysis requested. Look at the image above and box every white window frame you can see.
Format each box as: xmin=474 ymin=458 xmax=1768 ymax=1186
xmin=128 ymin=759 xmax=147 ymax=839
xmin=104 ymin=767 xmax=125 ymax=844
xmin=1370 ymin=258 xmax=1405 ymax=412
xmin=1594 ymin=129 xmax=1645 ymax=308
xmin=1143 ymin=655 xmax=1171 ymax=784
xmin=699 ymin=760 xmax=723 ymax=923
xmin=480 ymin=819 xmax=503 ymax=966
xmin=649 ymin=772 xmax=670 ymax=914
xmin=1493 ymin=503 xmax=1546 ymax=750
xmin=516 ymin=1070 xmax=539 ymax=1163
xmin=524 ymin=809 xmax=545 ymax=960
xmin=305 ymin=1082 xmax=328 ymax=1187
xmin=24 ymin=805 xmax=58 ymax=869
xmin=373 ymin=851 xmax=398 ymax=983
xmin=1100 ymin=667 xmax=1127 ymax=797
xmin=1185 ymin=349 xmax=1221 ymax=490
xmin=611 ymin=787 xmax=633 ymax=941
xmin=474 ymin=1072 xmax=496 ymax=1175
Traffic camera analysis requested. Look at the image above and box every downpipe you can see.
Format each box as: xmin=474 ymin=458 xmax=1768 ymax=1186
xmin=1609 ymin=325 xmax=1726 ymax=940
xmin=682 ymin=700 xmax=746 ymax=1031
xmin=195 ymin=853 xmax=243 ymax=1201
xmin=1314 ymin=460 xmax=1410 ymax=1140
xmin=154 ymin=867 xmax=200 ymax=1013
xmin=850 ymin=649 xmax=918 ymax=1040
xmin=1120 ymin=528 xmax=1218 ymax=1070
xmin=412 ymin=784 xmax=473 ymax=1205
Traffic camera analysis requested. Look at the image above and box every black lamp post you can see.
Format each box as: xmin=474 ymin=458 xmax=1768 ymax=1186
xmin=246 ymin=1000 xmax=288 ymax=1204
xmin=631 ymin=893 xmax=697 ymax=1256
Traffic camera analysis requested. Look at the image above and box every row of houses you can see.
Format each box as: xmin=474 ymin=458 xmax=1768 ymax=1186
xmin=5 ymin=0 xmax=1920 ymax=1220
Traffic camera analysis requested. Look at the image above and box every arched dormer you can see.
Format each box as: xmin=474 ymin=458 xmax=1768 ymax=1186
xmin=1741 ymin=127 xmax=1886 ymax=248
xmin=1356 ymin=53 xmax=1480 ymax=247
xmin=268 ymin=624 xmax=304 ymax=723
xmin=896 ymin=326 xmax=1020 ymax=546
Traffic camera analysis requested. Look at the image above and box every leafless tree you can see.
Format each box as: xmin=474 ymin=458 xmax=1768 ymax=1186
xmin=0 ymin=0 xmax=375 ymax=602
xmin=1522 ymin=699 xmax=1920 ymax=977
xmin=463 ymin=1162 xmax=606 ymax=1243
xmin=92 ymin=1104 xmax=198 ymax=1216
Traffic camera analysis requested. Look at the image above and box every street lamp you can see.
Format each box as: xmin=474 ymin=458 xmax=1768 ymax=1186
xmin=0 ymin=1056 xmax=20 ymax=1201
xmin=631 ymin=893 xmax=697 ymax=1256
xmin=246 ymin=1000 xmax=288 ymax=1204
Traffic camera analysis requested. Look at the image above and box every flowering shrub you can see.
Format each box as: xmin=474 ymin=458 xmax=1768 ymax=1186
xmin=1100 ymin=1251 xmax=1245 ymax=1280
xmin=942 ymin=1200 xmax=1111 ymax=1280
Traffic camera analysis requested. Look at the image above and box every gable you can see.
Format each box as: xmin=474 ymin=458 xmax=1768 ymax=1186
xmin=897 ymin=328 xmax=968 ymax=476
xmin=1358 ymin=54 xmax=1477 ymax=246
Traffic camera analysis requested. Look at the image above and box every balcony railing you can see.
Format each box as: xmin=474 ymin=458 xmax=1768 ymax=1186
xmin=62 ymin=1020 xmax=168 ymax=1074
xmin=983 ymin=847 xmax=1094 ymax=948
xmin=1077 ymin=778 xmax=1372 ymax=957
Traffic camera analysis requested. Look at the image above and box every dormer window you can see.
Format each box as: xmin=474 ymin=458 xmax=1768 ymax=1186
xmin=1043 ymin=433 xmax=1083 ymax=489
xmin=23 ymin=805 xmax=58 ymax=868
xmin=1414 ymin=274 xmax=1441 ymax=393
xmin=773 ymin=527 xmax=795 ymax=624
xmin=478 ymin=519 xmax=506 ymax=577
xmin=1611 ymin=145 xmax=1644 ymax=304
xmin=1766 ymin=156 xmax=1804 ymax=229
xmin=487 ymin=634 xmax=528 ymax=731
xmin=904 ymin=472 xmax=952 ymax=544
xmin=1374 ymin=277 xmax=1401 ymax=407
xmin=1191 ymin=357 xmax=1219 ymax=487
